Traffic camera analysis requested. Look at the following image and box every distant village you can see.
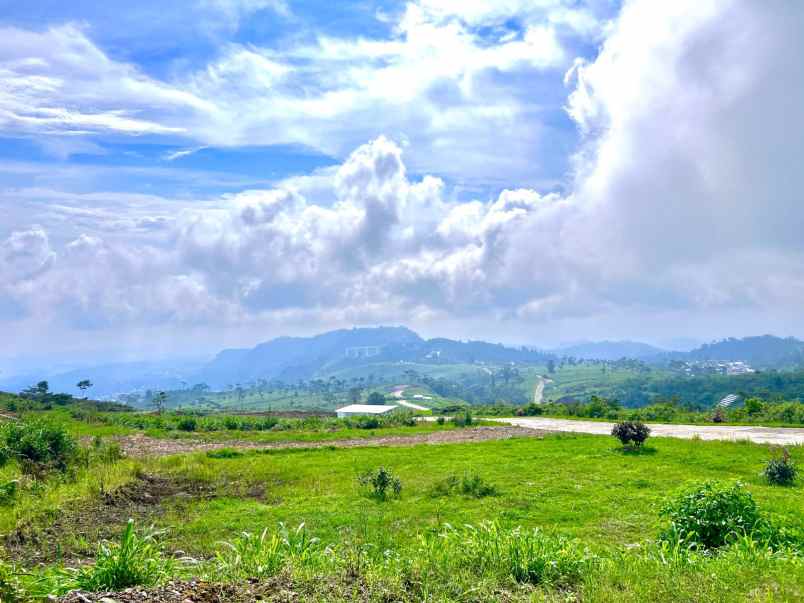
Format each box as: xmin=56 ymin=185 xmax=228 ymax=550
xmin=671 ymin=360 xmax=756 ymax=376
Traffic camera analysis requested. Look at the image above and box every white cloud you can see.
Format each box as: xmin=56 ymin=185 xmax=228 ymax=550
xmin=0 ymin=1 xmax=594 ymax=185
xmin=3 ymin=0 xmax=804 ymax=350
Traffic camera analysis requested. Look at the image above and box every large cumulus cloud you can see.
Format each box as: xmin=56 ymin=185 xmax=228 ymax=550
xmin=3 ymin=0 xmax=804 ymax=351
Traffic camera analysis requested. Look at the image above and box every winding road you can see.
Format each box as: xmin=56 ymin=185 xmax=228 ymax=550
xmin=489 ymin=417 xmax=804 ymax=446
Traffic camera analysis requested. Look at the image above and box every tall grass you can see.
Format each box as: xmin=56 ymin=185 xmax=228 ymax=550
xmin=212 ymin=523 xmax=321 ymax=580
xmin=75 ymin=519 xmax=174 ymax=591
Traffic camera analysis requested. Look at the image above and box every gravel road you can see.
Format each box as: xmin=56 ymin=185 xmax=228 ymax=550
xmin=489 ymin=417 xmax=804 ymax=445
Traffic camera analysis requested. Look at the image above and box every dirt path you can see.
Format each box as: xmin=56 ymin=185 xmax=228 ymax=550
xmin=391 ymin=384 xmax=431 ymax=411
xmin=490 ymin=417 xmax=804 ymax=445
xmin=113 ymin=426 xmax=545 ymax=458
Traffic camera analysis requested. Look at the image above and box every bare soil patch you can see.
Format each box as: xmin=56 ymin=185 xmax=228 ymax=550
xmin=114 ymin=426 xmax=546 ymax=458
xmin=59 ymin=578 xmax=289 ymax=603
xmin=3 ymin=474 xmax=263 ymax=564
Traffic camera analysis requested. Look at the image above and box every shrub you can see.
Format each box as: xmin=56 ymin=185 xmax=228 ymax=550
xmin=436 ymin=416 xmax=445 ymax=425
xmin=763 ymin=448 xmax=797 ymax=486
xmin=522 ymin=403 xmax=543 ymax=416
xmin=611 ymin=421 xmax=650 ymax=448
xmin=451 ymin=410 xmax=474 ymax=428
xmin=429 ymin=472 xmax=498 ymax=498
xmin=77 ymin=520 xmax=173 ymax=591
xmin=0 ymin=419 xmax=77 ymax=474
xmin=659 ymin=481 xmax=761 ymax=549
xmin=358 ymin=466 xmax=402 ymax=500
xmin=356 ymin=416 xmax=381 ymax=429
xmin=177 ymin=417 xmax=198 ymax=432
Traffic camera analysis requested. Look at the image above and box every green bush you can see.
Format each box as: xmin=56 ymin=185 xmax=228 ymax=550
xmin=77 ymin=520 xmax=173 ymax=591
xmin=358 ymin=466 xmax=402 ymax=500
xmin=429 ymin=472 xmax=498 ymax=498
xmin=659 ymin=481 xmax=761 ymax=550
xmin=763 ymin=448 xmax=797 ymax=486
xmin=356 ymin=416 xmax=381 ymax=429
xmin=0 ymin=480 xmax=18 ymax=505
xmin=451 ymin=409 xmax=473 ymax=428
xmin=611 ymin=421 xmax=650 ymax=448
xmin=176 ymin=417 xmax=198 ymax=432
xmin=0 ymin=419 xmax=77 ymax=474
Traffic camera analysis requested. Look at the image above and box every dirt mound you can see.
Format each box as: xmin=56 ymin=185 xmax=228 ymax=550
xmin=101 ymin=474 xmax=216 ymax=507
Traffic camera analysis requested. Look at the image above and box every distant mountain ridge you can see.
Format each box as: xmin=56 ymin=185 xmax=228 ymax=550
xmin=3 ymin=330 xmax=803 ymax=397
xmin=684 ymin=335 xmax=804 ymax=367
xmin=198 ymin=326 xmax=554 ymax=387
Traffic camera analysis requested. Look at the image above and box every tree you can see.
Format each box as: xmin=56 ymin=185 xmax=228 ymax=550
xmin=744 ymin=397 xmax=763 ymax=416
xmin=348 ymin=387 xmax=363 ymax=404
xmin=76 ymin=380 xmax=93 ymax=398
xmin=152 ymin=391 xmax=167 ymax=414
xmin=547 ymin=359 xmax=556 ymax=374
xmin=367 ymin=392 xmax=386 ymax=405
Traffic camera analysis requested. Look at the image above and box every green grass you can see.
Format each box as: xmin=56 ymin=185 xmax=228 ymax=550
xmin=131 ymin=435 xmax=804 ymax=554
xmin=3 ymin=422 xmax=803 ymax=601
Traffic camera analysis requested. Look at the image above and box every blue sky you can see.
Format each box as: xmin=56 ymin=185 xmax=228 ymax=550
xmin=1 ymin=0 xmax=804 ymax=364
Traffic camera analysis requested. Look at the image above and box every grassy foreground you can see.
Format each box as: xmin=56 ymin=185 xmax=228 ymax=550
xmin=2 ymin=429 xmax=803 ymax=601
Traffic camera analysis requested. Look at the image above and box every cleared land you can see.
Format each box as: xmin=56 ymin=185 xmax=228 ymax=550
xmin=105 ymin=426 xmax=543 ymax=457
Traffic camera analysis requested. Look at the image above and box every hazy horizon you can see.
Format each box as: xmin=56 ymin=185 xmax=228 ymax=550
xmin=2 ymin=1 xmax=804 ymax=365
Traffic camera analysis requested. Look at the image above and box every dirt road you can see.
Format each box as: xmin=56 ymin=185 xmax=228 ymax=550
xmin=490 ymin=417 xmax=804 ymax=445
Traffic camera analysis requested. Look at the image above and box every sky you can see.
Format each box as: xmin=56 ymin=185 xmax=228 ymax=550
xmin=1 ymin=0 xmax=804 ymax=366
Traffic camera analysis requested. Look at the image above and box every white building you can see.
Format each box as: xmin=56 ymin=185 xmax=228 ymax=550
xmin=336 ymin=404 xmax=400 ymax=418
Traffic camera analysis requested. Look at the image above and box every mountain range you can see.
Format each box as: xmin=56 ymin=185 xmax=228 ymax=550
xmin=2 ymin=329 xmax=803 ymax=397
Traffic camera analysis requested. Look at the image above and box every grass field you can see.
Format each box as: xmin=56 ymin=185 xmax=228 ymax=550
xmin=2 ymin=412 xmax=802 ymax=601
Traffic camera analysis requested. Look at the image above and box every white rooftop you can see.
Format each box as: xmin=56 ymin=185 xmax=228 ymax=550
xmin=336 ymin=404 xmax=399 ymax=414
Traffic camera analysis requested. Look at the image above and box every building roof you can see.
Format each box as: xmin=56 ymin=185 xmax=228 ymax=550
xmin=336 ymin=404 xmax=399 ymax=414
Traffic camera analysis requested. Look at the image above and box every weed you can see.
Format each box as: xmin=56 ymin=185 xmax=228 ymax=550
xmin=0 ymin=560 xmax=24 ymax=602
xmin=0 ymin=479 xmax=19 ymax=505
xmin=358 ymin=466 xmax=402 ymax=500
xmin=419 ymin=522 xmax=596 ymax=586
xmin=429 ymin=472 xmax=498 ymax=498
xmin=76 ymin=519 xmax=173 ymax=591
xmin=212 ymin=523 xmax=319 ymax=580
